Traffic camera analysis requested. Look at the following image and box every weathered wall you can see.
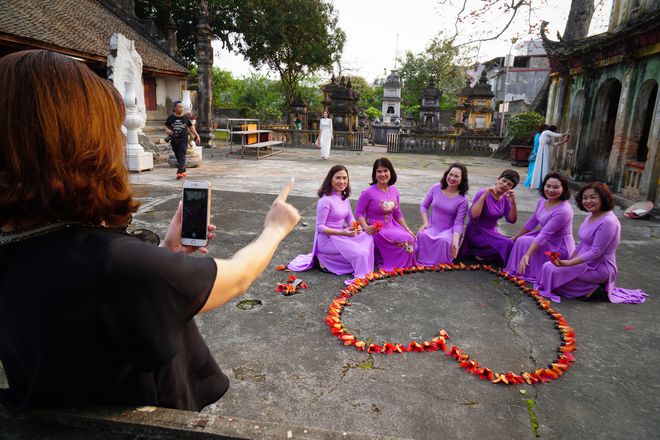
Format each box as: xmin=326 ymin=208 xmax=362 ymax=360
xmin=549 ymin=52 xmax=660 ymax=203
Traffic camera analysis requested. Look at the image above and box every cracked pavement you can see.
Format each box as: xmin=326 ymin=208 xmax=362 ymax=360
xmin=1 ymin=145 xmax=658 ymax=439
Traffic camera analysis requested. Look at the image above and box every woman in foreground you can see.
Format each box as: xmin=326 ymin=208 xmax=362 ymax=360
xmin=535 ymin=182 xmax=647 ymax=304
xmin=0 ymin=50 xmax=300 ymax=412
xmin=505 ymin=172 xmax=575 ymax=283
xmin=288 ymin=165 xmax=374 ymax=284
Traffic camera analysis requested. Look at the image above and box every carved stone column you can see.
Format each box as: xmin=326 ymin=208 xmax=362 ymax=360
xmin=124 ymin=81 xmax=153 ymax=171
xmin=195 ymin=0 xmax=214 ymax=148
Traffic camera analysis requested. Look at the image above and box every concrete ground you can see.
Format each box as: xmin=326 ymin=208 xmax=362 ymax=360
xmin=1 ymin=144 xmax=658 ymax=439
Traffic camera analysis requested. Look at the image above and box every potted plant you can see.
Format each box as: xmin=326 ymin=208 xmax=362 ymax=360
xmin=505 ymin=111 xmax=544 ymax=166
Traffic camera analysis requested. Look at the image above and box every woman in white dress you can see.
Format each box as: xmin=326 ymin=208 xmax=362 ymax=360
xmin=529 ymin=125 xmax=570 ymax=189
xmin=316 ymin=109 xmax=333 ymax=160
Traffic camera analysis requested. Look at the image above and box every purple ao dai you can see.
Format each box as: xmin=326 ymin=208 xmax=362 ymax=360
xmin=355 ymin=184 xmax=415 ymax=271
xmin=460 ymin=189 xmax=515 ymax=265
xmin=535 ymin=211 xmax=647 ymax=304
xmin=416 ymin=183 xmax=468 ymax=265
xmin=505 ymin=198 xmax=575 ymax=283
xmin=288 ymin=192 xmax=374 ymax=285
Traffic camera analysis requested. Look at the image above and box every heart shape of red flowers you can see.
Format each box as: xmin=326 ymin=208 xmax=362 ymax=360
xmin=325 ymin=264 xmax=576 ymax=386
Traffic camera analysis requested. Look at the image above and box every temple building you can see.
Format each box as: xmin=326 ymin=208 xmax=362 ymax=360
xmin=321 ymin=75 xmax=359 ymax=131
xmin=417 ymin=80 xmax=442 ymax=132
xmin=542 ymin=0 xmax=659 ymax=204
xmin=381 ymin=70 xmax=402 ymax=125
xmin=454 ymin=70 xmax=495 ymax=135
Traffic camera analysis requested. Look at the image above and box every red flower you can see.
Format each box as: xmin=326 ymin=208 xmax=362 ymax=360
xmin=371 ymin=221 xmax=384 ymax=232
xmin=544 ymin=251 xmax=560 ymax=264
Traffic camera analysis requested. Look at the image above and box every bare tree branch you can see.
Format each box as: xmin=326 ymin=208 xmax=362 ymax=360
xmin=446 ymin=0 xmax=532 ymax=47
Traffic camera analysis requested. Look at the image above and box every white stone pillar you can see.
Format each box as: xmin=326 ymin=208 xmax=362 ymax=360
xmin=182 ymin=90 xmax=193 ymax=114
xmin=183 ymin=89 xmax=202 ymax=163
xmin=124 ymin=81 xmax=153 ymax=171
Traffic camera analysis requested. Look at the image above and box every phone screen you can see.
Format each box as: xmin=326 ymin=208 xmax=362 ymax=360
xmin=182 ymin=188 xmax=209 ymax=240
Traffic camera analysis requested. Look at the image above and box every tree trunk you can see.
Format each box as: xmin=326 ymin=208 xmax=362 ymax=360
xmin=562 ymin=0 xmax=596 ymax=41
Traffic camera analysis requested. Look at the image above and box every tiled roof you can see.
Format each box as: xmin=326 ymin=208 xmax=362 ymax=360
xmin=0 ymin=0 xmax=188 ymax=75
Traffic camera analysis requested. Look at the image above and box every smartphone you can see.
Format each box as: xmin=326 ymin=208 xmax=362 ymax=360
xmin=181 ymin=180 xmax=212 ymax=247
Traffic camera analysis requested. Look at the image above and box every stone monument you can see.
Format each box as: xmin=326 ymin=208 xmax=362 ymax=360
xmin=107 ymin=32 xmax=153 ymax=171
xmin=417 ymin=79 xmax=442 ymax=132
xmin=381 ymin=70 xmax=402 ymax=124
xmin=195 ymin=0 xmax=214 ymax=148
xmin=372 ymin=70 xmax=402 ymax=144
xmin=321 ymin=75 xmax=359 ymax=131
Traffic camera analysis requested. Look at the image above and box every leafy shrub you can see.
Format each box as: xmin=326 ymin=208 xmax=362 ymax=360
xmin=506 ymin=111 xmax=545 ymax=144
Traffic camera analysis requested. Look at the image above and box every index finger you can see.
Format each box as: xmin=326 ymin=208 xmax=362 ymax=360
xmin=276 ymin=176 xmax=295 ymax=203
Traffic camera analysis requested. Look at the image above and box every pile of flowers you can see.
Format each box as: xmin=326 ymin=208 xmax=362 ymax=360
xmin=324 ymin=263 xmax=576 ymax=386
xmin=275 ymin=272 xmax=309 ymax=296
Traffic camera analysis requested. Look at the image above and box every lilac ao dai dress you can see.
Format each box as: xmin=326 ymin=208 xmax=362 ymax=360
xmin=288 ymin=192 xmax=374 ymax=285
xmin=535 ymin=211 xmax=647 ymax=304
xmin=416 ymin=183 xmax=468 ymax=265
xmin=505 ymin=198 xmax=575 ymax=283
xmin=355 ymin=184 xmax=415 ymax=271
xmin=460 ymin=189 xmax=515 ymax=265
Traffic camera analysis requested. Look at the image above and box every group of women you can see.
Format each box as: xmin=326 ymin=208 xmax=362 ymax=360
xmin=289 ymin=159 xmax=646 ymax=304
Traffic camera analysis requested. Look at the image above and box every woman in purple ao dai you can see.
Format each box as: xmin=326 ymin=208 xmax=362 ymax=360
xmin=460 ymin=169 xmax=519 ymax=266
xmin=535 ymin=182 xmax=647 ymax=304
xmin=356 ymin=158 xmax=416 ymax=271
xmin=505 ymin=172 xmax=575 ymax=283
xmin=288 ymin=165 xmax=374 ymax=285
xmin=416 ymin=163 xmax=469 ymax=265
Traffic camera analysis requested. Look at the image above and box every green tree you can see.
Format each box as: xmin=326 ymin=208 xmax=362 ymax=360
xmin=230 ymin=74 xmax=284 ymax=123
xmin=211 ymin=68 xmax=235 ymax=108
xmin=398 ymin=36 xmax=465 ymax=115
xmin=136 ymin=1 xmax=344 ymax=124
xmin=135 ymin=0 xmax=241 ymax=63
xmin=294 ymin=76 xmax=324 ymax=114
xmin=346 ymin=76 xmax=381 ymax=112
xmin=233 ymin=0 xmax=345 ymax=120
xmin=188 ymin=66 xmax=237 ymax=109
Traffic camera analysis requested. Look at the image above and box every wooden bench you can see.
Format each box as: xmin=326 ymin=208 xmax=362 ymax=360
xmin=241 ymin=139 xmax=284 ymax=160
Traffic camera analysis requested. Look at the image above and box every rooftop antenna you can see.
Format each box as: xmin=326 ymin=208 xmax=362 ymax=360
xmin=393 ymin=33 xmax=399 ymax=69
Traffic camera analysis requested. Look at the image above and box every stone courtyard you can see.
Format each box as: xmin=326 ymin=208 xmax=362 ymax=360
xmin=1 ymin=145 xmax=658 ymax=439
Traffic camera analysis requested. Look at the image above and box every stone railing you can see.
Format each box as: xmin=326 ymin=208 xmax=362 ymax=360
xmin=268 ymin=129 xmax=364 ymax=151
xmin=386 ymin=133 xmax=502 ymax=156
xmin=621 ymin=161 xmax=645 ymax=201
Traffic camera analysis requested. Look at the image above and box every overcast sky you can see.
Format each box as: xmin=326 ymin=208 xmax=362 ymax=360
xmin=212 ymin=0 xmax=613 ymax=83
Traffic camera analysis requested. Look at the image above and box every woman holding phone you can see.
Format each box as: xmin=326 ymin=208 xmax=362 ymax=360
xmin=0 ymin=50 xmax=300 ymax=412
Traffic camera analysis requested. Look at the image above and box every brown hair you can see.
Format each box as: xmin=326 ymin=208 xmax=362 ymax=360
xmin=440 ymin=163 xmax=469 ymax=195
xmin=318 ymin=165 xmax=351 ymax=200
xmin=0 ymin=50 xmax=138 ymax=228
xmin=575 ymin=181 xmax=614 ymax=212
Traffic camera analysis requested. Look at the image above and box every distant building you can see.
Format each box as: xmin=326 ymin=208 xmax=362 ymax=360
xmin=454 ymin=70 xmax=495 ymax=136
xmin=381 ymin=70 xmax=402 ymax=125
xmin=0 ymin=0 xmax=189 ymax=130
xmin=542 ymin=0 xmax=660 ymax=204
xmin=482 ymin=40 xmax=551 ymax=109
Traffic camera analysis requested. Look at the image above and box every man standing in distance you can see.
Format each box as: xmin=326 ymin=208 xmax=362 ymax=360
xmin=165 ymin=100 xmax=201 ymax=180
